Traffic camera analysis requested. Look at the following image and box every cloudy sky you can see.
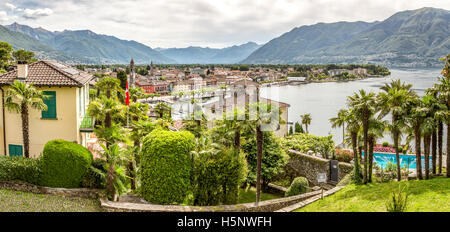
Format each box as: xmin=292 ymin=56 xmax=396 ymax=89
xmin=1 ymin=0 xmax=449 ymax=48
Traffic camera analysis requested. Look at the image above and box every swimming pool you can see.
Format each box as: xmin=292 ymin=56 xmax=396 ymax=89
xmin=370 ymin=153 xmax=432 ymax=170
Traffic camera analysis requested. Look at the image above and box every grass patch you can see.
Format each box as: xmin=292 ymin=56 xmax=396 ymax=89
xmin=295 ymin=177 xmax=450 ymax=212
xmin=238 ymin=187 xmax=282 ymax=204
xmin=0 ymin=189 xmax=101 ymax=212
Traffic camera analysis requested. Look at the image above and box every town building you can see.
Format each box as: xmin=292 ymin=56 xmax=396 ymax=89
xmin=136 ymin=79 xmax=169 ymax=94
xmin=328 ymin=69 xmax=349 ymax=76
xmin=0 ymin=60 xmax=94 ymax=157
xmin=351 ymin=68 xmax=367 ymax=76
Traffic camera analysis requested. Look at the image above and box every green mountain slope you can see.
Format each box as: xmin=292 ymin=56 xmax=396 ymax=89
xmin=322 ymin=8 xmax=450 ymax=58
xmin=243 ymin=7 xmax=450 ymax=67
xmin=48 ymin=30 xmax=174 ymax=64
xmin=6 ymin=23 xmax=174 ymax=64
xmin=0 ymin=25 xmax=93 ymax=63
xmin=242 ymin=21 xmax=377 ymax=64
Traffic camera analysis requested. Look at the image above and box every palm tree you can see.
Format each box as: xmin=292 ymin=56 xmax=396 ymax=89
xmin=330 ymin=109 xmax=349 ymax=146
xmin=348 ymin=90 xmax=377 ymax=184
xmin=367 ymin=118 xmax=387 ymax=182
xmin=423 ymin=90 xmax=446 ymax=177
xmin=438 ymin=54 xmax=450 ymax=178
xmin=344 ymin=109 xmax=362 ymax=183
xmin=378 ymin=80 xmax=417 ymax=180
xmin=421 ymin=116 xmax=434 ymax=180
xmin=425 ymin=86 xmax=441 ymax=175
xmin=219 ymin=108 xmax=248 ymax=150
xmin=88 ymin=97 xmax=124 ymax=129
xmin=93 ymin=143 xmax=129 ymax=201
xmin=406 ymin=97 xmax=428 ymax=180
xmin=128 ymin=102 xmax=149 ymax=122
xmin=300 ymin=113 xmax=312 ymax=134
xmin=95 ymin=77 xmax=122 ymax=99
xmin=435 ymin=77 xmax=450 ymax=178
xmin=5 ymin=80 xmax=47 ymax=158
xmin=154 ymin=102 xmax=171 ymax=120
xmin=129 ymin=87 xmax=147 ymax=103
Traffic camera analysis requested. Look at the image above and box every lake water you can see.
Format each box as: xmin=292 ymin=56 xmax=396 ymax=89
xmin=260 ymin=68 xmax=445 ymax=145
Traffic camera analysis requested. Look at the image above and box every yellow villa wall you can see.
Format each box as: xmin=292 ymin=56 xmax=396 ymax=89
xmin=0 ymin=86 xmax=83 ymax=158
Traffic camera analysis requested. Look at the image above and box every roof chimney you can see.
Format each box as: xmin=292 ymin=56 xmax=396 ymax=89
xmin=17 ymin=63 xmax=28 ymax=81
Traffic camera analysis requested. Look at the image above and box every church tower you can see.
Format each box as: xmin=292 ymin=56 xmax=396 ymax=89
xmin=130 ymin=58 xmax=136 ymax=88
xmin=150 ymin=60 xmax=154 ymax=78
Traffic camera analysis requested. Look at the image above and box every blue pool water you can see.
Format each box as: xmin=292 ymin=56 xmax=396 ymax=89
xmin=370 ymin=153 xmax=432 ymax=170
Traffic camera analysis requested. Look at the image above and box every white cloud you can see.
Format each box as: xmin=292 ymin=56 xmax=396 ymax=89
xmin=0 ymin=11 xmax=8 ymax=22
xmin=7 ymin=0 xmax=450 ymax=48
xmin=5 ymin=3 xmax=16 ymax=10
xmin=22 ymin=8 xmax=53 ymax=19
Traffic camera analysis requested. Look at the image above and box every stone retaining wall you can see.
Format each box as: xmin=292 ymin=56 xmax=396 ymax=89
xmin=100 ymin=190 xmax=322 ymax=212
xmin=275 ymin=186 xmax=345 ymax=212
xmin=0 ymin=181 xmax=102 ymax=199
xmin=266 ymin=183 xmax=287 ymax=195
xmin=287 ymin=150 xmax=352 ymax=186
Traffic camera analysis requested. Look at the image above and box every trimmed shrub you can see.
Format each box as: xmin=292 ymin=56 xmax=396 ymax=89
xmin=81 ymin=158 xmax=106 ymax=189
xmin=382 ymin=142 xmax=389 ymax=147
xmin=40 ymin=139 xmax=93 ymax=188
xmin=140 ymin=129 xmax=195 ymax=204
xmin=193 ymin=148 xmax=248 ymax=206
xmin=335 ymin=149 xmax=353 ymax=163
xmin=285 ymin=177 xmax=309 ymax=197
xmin=0 ymin=156 xmax=41 ymax=184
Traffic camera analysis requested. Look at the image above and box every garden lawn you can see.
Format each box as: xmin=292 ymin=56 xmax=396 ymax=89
xmin=238 ymin=187 xmax=282 ymax=204
xmin=295 ymin=177 xmax=450 ymax=212
xmin=0 ymin=189 xmax=101 ymax=212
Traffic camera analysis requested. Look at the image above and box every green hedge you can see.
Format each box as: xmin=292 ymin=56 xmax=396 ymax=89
xmin=140 ymin=129 xmax=195 ymax=204
xmin=0 ymin=156 xmax=41 ymax=184
xmin=39 ymin=139 xmax=93 ymax=188
xmin=285 ymin=177 xmax=309 ymax=197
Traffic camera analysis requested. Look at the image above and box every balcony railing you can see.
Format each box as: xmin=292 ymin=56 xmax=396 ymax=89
xmin=80 ymin=114 xmax=94 ymax=132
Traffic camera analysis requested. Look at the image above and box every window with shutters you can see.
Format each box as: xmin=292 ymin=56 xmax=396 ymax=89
xmin=8 ymin=144 xmax=23 ymax=157
xmin=42 ymin=91 xmax=57 ymax=119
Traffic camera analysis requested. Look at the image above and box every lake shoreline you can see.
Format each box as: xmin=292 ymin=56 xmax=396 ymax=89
xmin=260 ymin=68 xmax=444 ymax=145
xmin=262 ymin=75 xmax=389 ymax=87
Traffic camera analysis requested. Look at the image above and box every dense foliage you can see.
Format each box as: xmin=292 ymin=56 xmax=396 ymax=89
xmin=140 ymin=129 xmax=195 ymax=204
xmin=81 ymin=159 xmax=107 ymax=189
xmin=0 ymin=156 xmax=41 ymax=184
xmin=39 ymin=140 xmax=93 ymax=188
xmin=243 ymin=132 xmax=287 ymax=189
xmin=282 ymin=133 xmax=335 ymax=159
xmin=193 ymin=146 xmax=248 ymax=206
xmin=285 ymin=177 xmax=309 ymax=197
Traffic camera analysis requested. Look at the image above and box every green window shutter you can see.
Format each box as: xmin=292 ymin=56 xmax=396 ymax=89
xmin=42 ymin=91 xmax=57 ymax=119
xmin=8 ymin=144 xmax=23 ymax=157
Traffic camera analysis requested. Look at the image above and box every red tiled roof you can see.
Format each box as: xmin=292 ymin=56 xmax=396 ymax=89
xmin=0 ymin=60 xmax=93 ymax=87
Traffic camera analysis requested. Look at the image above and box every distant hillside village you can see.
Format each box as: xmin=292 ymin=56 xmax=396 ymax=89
xmin=79 ymin=62 xmax=391 ymax=95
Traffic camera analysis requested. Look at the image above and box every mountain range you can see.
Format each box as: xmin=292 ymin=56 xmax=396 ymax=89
xmin=157 ymin=42 xmax=262 ymax=64
xmin=1 ymin=7 xmax=449 ymax=66
xmin=3 ymin=23 xmax=261 ymax=65
xmin=5 ymin=23 xmax=174 ymax=64
xmin=243 ymin=7 xmax=450 ymax=67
